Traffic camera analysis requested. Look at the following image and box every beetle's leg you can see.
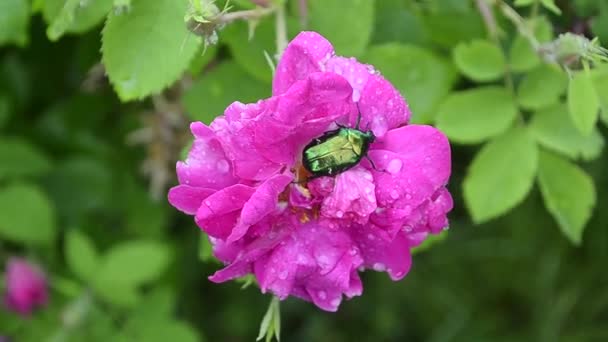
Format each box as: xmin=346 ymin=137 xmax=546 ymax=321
xmin=355 ymin=102 xmax=362 ymax=129
xmin=365 ymin=155 xmax=383 ymax=172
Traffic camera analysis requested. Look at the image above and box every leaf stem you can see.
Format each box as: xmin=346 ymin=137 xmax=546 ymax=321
xmin=275 ymin=4 xmax=288 ymax=59
xmin=216 ymin=7 xmax=275 ymax=25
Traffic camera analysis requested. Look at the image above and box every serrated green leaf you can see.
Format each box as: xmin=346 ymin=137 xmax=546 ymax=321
xmin=453 ymin=40 xmax=505 ymax=82
xmin=529 ymin=103 xmax=604 ymax=160
xmin=568 ymin=69 xmax=600 ymax=136
xmin=364 ymin=43 xmax=457 ymax=123
xmin=93 ymin=241 xmax=171 ymax=306
xmin=223 ymin=18 xmax=276 ymax=83
xmin=517 ymin=64 xmax=567 ymax=110
xmin=102 ymin=0 xmax=199 ymax=101
xmin=309 ymin=0 xmax=374 ymax=56
xmin=464 ymin=128 xmax=538 ymax=223
xmin=0 ymin=183 xmax=56 ymax=245
xmin=44 ymin=0 xmax=113 ymax=41
xmin=537 ymin=151 xmax=595 ymax=245
xmin=0 ymin=138 xmax=51 ymax=179
xmin=65 ymin=229 xmax=99 ymax=283
xmin=182 ymin=62 xmax=269 ymax=123
xmin=436 ymin=87 xmax=518 ymax=144
xmin=0 ymin=0 xmax=30 ymax=46
xmin=509 ymin=17 xmax=554 ymax=73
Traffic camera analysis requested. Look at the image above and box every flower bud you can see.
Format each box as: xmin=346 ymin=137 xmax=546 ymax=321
xmin=4 ymin=258 xmax=48 ymax=316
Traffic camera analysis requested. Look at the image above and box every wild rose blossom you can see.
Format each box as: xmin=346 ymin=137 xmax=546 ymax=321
xmin=169 ymin=32 xmax=452 ymax=311
xmin=4 ymin=258 xmax=48 ymax=315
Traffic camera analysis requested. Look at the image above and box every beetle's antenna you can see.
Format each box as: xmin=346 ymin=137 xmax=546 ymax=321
xmin=365 ymin=155 xmax=385 ymax=173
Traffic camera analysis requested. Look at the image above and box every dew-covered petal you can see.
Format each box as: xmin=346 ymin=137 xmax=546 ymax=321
xmin=213 ymin=73 xmax=353 ymax=180
xmin=167 ymin=185 xmax=215 ymax=215
xmin=195 ymin=184 xmax=256 ymax=239
xmin=273 ymin=31 xmax=335 ymax=95
xmin=228 ymin=174 xmax=293 ymax=243
xmin=320 ymin=167 xmax=377 ymax=224
xmin=353 ymin=228 xmax=412 ymax=281
xmin=176 ymin=122 xmax=238 ymax=189
xmin=357 ymin=74 xmax=411 ymax=137
xmin=370 ymin=125 xmax=451 ymax=211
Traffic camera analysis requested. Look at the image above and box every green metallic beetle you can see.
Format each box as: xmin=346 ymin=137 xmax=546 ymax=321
xmin=302 ymin=115 xmax=376 ymax=178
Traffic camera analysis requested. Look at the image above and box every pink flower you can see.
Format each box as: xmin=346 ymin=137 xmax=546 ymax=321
xmin=169 ymin=32 xmax=452 ymax=311
xmin=4 ymin=258 xmax=48 ymax=315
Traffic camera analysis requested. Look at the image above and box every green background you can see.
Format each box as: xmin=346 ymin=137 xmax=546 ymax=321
xmin=1 ymin=0 xmax=608 ymax=341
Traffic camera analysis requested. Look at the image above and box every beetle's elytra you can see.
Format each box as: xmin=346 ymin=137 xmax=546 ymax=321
xmin=302 ymin=124 xmax=375 ymax=178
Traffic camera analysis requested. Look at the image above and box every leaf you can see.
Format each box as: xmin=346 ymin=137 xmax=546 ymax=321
xmin=0 ymin=138 xmax=51 ymax=179
xmin=371 ymin=0 xmax=428 ymax=45
xmin=529 ymin=103 xmax=604 ymax=160
xmin=411 ymin=230 xmax=448 ymax=254
xmin=93 ymin=241 xmax=171 ymax=305
xmin=509 ymin=17 xmax=553 ymax=73
xmin=436 ymin=86 xmax=519 ymax=144
xmin=102 ymin=0 xmax=199 ymax=101
xmin=463 ymin=128 xmax=538 ymax=223
xmin=541 ymin=0 xmax=562 ymax=14
xmin=0 ymin=183 xmax=56 ymax=245
xmin=537 ymin=151 xmax=596 ymax=245
xmin=0 ymin=0 xmax=29 ymax=46
xmin=364 ymin=43 xmax=457 ymax=123
xmin=136 ymin=321 xmax=200 ymax=342
xmin=453 ymin=40 xmax=505 ymax=82
xmin=591 ymin=66 xmax=608 ymax=121
xmin=514 ymin=0 xmax=534 ymax=6
xmin=517 ymin=64 xmax=568 ymax=110
xmin=257 ymin=297 xmax=280 ymax=342
xmin=0 ymin=94 xmax=11 ymax=129
xmin=65 ymin=229 xmax=99 ymax=283
xmin=223 ymin=18 xmax=276 ymax=83
xmin=309 ymin=0 xmax=374 ymax=56
xmin=423 ymin=9 xmax=485 ymax=49
xmin=568 ymin=69 xmax=600 ymax=136
xmin=199 ymin=233 xmax=214 ymax=262
xmin=44 ymin=0 xmax=114 ymax=41
xmin=182 ymin=62 xmax=270 ymax=123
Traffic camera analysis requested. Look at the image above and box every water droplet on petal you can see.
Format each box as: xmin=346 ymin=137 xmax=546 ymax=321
xmin=386 ymin=159 xmax=402 ymax=174
xmin=278 ymin=270 xmax=288 ymax=280
xmin=318 ymin=290 xmax=327 ymax=300
xmin=367 ymin=233 xmax=375 ymax=240
xmin=405 ymin=194 xmax=412 ymax=200
xmin=349 ymin=247 xmax=358 ymax=256
xmin=390 ymin=190 xmax=400 ymax=199
xmin=372 ymin=263 xmax=386 ymax=271
xmin=403 ymin=225 xmax=413 ymax=233
xmin=336 ymin=210 xmax=344 ymax=218
xmin=204 ymin=200 xmax=211 ymax=206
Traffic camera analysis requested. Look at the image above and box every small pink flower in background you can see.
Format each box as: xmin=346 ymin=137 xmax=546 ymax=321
xmin=169 ymin=32 xmax=452 ymax=311
xmin=4 ymin=258 xmax=48 ymax=316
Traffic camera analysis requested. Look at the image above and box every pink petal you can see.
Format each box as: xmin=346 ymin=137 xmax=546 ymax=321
xmin=228 ymin=174 xmax=293 ymax=243
xmin=167 ymin=185 xmax=215 ymax=215
xmin=357 ymin=74 xmax=411 ymax=137
xmin=176 ymin=122 xmax=238 ymax=189
xmin=370 ymin=125 xmax=451 ymax=210
xmin=273 ymin=31 xmax=335 ymax=95
xmin=320 ymin=167 xmax=377 ymax=224
xmin=353 ymin=228 xmax=412 ymax=281
xmin=195 ymin=185 xmax=256 ymax=239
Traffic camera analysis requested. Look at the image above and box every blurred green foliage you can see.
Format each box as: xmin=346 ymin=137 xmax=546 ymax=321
xmin=1 ymin=0 xmax=608 ymax=341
